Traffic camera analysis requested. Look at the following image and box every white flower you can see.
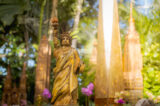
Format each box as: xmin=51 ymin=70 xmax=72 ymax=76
xmin=149 ymin=95 xmax=155 ymax=100
xmin=114 ymin=99 xmax=118 ymax=103
xmin=120 ymin=91 xmax=124 ymax=95
xmin=146 ymin=91 xmax=155 ymax=100
xmin=154 ymin=96 xmax=160 ymax=103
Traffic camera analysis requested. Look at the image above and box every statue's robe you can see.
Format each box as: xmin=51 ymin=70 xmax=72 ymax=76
xmin=51 ymin=47 xmax=80 ymax=105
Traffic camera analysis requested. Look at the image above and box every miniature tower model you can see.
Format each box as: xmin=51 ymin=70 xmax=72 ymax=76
xmin=19 ymin=62 xmax=27 ymax=102
xmin=2 ymin=66 xmax=12 ymax=105
xmin=123 ymin=0 xmax=143 ymax=104
xmin=95 ymin=0 xmax=124 ymax=105
xmin=35 ymin=35 xmax=51 ymax=100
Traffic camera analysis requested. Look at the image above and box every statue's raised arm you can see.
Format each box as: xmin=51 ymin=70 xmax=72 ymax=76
xmin=51 ymin=18 xmax=85 ymax=105
xmin=51 ymin=17 xmax=60 ymax=57
xmin=51 ymin=17 xmax=60 ymax=48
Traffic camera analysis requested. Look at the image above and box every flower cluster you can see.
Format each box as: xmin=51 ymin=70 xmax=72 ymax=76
xmin=42 ymin=88 xmax=51 ymax=99
xmin=114 ymin=91 xmax=130 ymax=104
xmin=81 ymin=83 xmax=94 ymax=96
xmin=20 ymin=99 xmax=27 ymax=106
xmin=146 ymin=91 xmax=160 ymax=104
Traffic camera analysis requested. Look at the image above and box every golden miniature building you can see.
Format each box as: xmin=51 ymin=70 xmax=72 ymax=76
xmin=95 ymin=0 xmax=124 ymax=105
xmin=35 ymin=35 xmax=51 ymax=101
xmin=2 ymin=66 xmax=12 ymax=105
xmin=123 ymin=0 xmax=143 ymax=104
xmin=19 ymin=62 xmax=27 ymax=102
xmin=2 ymin=64 xmax=28 ymax=105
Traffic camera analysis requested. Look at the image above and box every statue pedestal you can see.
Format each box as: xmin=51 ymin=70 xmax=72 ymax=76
xmin=95 ymin=98 xmax=122 ymax=106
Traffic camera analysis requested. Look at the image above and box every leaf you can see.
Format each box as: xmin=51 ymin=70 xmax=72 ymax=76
xmin=72 ymin=35 xmax=80 ymax=40
xmin=70 ymin=30 xmax=79 ymax=37
xmin=32 ymin=44 xmax=38 ymax=50
xmin=0 ymin=0 xmax=30 ymax=26
xmin=144 ymin=81 xmax=151 ymax=89
xmin=152 ymin=86 xmax=160 ymax=92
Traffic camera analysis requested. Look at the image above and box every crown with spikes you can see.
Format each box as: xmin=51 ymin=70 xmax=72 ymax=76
xmin=60 ymin=32 xmax=72 ymax=45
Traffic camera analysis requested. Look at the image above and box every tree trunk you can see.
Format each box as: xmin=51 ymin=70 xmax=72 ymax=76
xmin=71 ymin=0 xmax=83 ymax=48
xmin=25 ymin=25 xmax=29 ymax=61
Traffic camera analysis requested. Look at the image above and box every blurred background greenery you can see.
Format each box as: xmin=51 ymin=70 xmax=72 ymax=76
xmin=0 ymin=0 xmax=160 ymax=105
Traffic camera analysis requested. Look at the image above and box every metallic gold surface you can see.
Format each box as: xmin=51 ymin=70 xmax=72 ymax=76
xmin=35 ymin=35 xmax=51 ymax=101
xmin=95 ymin=0 xmax=107 ymax=98
xmin=95 ymin=98 xmax=123 ymax=106
xmin=95 ymin=0 xmax=124 ymax=105
xmin=2 ymin=66 xmax=12 ymax=105
xmin=51 ymin=18 xmax=84 ymax=105
xmin=19 ymin=62 xmax=27 ymax=102
xmin=11 ymin=84 xmax=19 ymax=105
xmin=123 ymin=0 xmax=143 ymax=104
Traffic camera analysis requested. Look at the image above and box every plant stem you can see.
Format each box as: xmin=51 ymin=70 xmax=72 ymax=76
xmin=38 ymin=0 xmax=46 ymax=44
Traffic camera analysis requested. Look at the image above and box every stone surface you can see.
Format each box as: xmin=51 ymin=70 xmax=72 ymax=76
xmin=135 ymin=99 xmax=155 ymax=106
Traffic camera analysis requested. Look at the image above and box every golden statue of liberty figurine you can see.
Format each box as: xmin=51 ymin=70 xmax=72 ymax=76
xmin=51 ymin=17 xmax=85 ymax=105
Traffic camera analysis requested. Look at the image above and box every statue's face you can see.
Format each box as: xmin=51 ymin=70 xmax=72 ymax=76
xmin=62 ymin=36 xmax=70 ymax=46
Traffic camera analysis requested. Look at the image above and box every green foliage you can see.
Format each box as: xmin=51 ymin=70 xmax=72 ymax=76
xmin=58 ymin=0 xmax=77 ymax=31
xmin=142 ymin=43 xmax=160 ymax=98
xmin=78 ymin=57 xmax=95 ymax=105
xmin=78 ymin=16 xmax=97 ymax=46
xmin=0 ymin=0 xmax=30 ymax=26
xmin=70 ymin=30 xmax=81 ymax=41
xmin=77 ymin=0 xmax=98 ymax=46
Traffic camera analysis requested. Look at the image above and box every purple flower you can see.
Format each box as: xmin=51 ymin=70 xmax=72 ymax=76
xmin=86 ymin=89 xmax=93 ymax=96
xmin=2 ymin=104 xmax=7 ymax=106
xmin=82 ymin=88 xmax=88 ymax=94
xmin=87 ymin=83 xmax=94 ymax=91
xmin=42 ymin=88 xmax=51 ymax=99
xmin=81 ymin=83 xmax=94 ymax=96
xmin=118 ymin=99 xmax=125 ymax=104
xmin=81 ymin=88 xmax=93 ymax=96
